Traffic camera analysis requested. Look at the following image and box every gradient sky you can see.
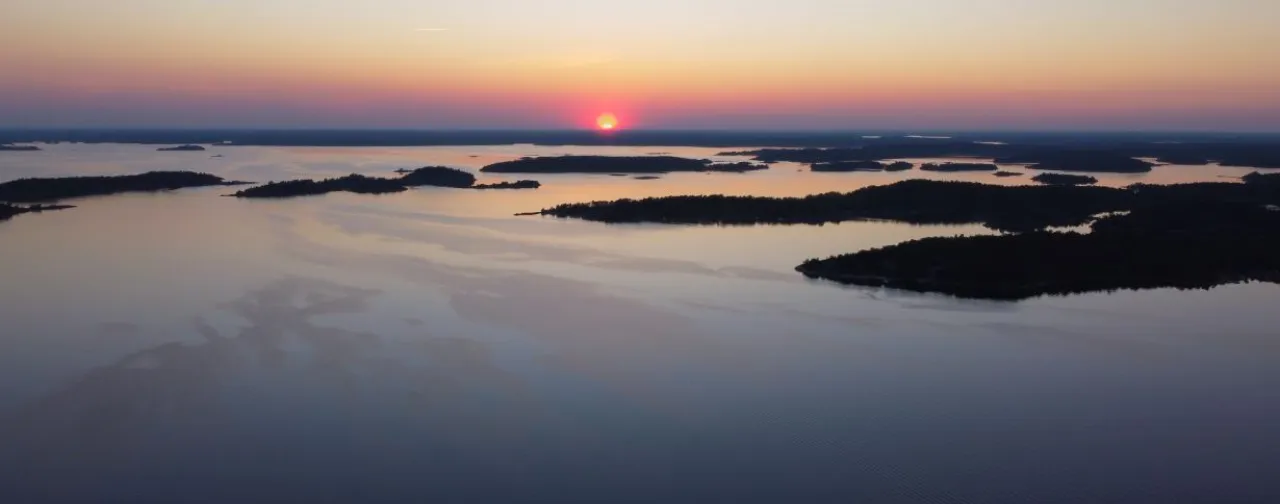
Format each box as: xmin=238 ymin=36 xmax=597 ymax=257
xmin=2 ymin=0 xmax=1278 ymax=130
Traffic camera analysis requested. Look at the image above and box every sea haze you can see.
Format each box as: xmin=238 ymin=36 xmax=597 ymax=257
xmin=1 ymin=143 xmax=1278 ymax=503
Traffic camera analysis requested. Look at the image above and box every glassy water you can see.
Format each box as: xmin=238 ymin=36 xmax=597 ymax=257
xmin=1 ymin=144 xmax=1278 ymax=503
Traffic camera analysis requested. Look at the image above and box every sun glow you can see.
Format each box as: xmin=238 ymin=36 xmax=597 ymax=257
xmin=596 ymin=113 xmax=619 ymax=130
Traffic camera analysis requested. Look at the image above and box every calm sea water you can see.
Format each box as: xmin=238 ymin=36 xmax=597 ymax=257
xmin=1 ymin=144 xmax=1278 ymax=503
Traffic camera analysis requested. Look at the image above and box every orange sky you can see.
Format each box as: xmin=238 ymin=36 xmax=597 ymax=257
xmin=2 ymin=0 xmax=1278 ymax=130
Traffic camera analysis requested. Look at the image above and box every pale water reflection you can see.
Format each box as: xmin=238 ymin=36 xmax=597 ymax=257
xmin=1 ymin=145 xmax=1279 ymax=502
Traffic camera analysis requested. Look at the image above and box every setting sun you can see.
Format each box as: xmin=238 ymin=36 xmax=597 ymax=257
xmin=596 ymin=113 xmax=618 ymax=130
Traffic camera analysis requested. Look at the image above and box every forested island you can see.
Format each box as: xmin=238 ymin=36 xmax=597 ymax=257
xmin=157 ymin=144 xmax=207 ymax=152
xmin=473 ymin=180 xmax=541 ymax=190
xmin=0 ymin=144 xmax=41 ymax=151
xmin=920 ymin=162 xmax=998 ymax=172
xmin=481 ymin=156 xmax=712 ymax=174
xmin=0 ymin=202 xmax=75 ymax=221
xmin=234 ymin=166 xmax=480 ymax=198
xmin=1031 ymin=173 xmax=1099 ymax=186
xmin=534 ymin=175 xmax=1280 ymax=298
xmin=233 ymin=174 xmax=407 ymax=198
xmin=798 ymin=201 xmax=1280 ymax=300
xmin=993 ymin=171 xmax=1024 ymax=177
xmin=0 ymin=171 xmax=246 ymax=203
xmin=535 ymin=180 xmax=1136 ymax=232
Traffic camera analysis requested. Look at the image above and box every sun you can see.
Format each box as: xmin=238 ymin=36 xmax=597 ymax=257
xmin=596 ymin=113 xmax=619 ymax=131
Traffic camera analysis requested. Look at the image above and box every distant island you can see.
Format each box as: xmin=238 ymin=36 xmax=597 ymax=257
xmin=0 ymin=202 xmax=74 ymax=221
xmin=634 ymin=175 xmax=661 ymax=180
xmin=473 ymin=180 xmax=541 ymax=190
xmin=705 ymin=162 xmax=768 ymax=173
xmin=233 ymin=166 xmax=487 ymax=198
xmin=797 ymin=201 xmax=1280 ymax=300
xmin=481 ymin=156 xmax=711 ymax=174
xmin=811 ymin=161 xmax=884 ymax=172
xmin=998 ymin=151 xmax=1154 ymax=173
xmin=0 ymin=171 xmax=247 ymax=203
xmin=157 ymin=144 xmax=207 ymax=152
xmin=993 ymin=171 xmax=1024 ymax=177
xmin=0 ymin=144 xmax=41 ymax=151
xmin=883 ymin=161 xmax=914 ymax=172
xmin=920 ymin=162 xmax=998 ymax=172
xmin=1031 ymin=173 xmax=1099 ymax=186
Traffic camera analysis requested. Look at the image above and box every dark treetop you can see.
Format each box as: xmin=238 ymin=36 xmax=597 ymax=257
xmin=481 ymin=156 xmax=711 ymax=174
xmin=0 ymin=171 xmax=244 ymax=203
xmin=1031 ymin=173 xmax=1099 ymax=186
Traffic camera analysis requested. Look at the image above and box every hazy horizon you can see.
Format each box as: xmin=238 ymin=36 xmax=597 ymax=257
xmin=4 ymin=0 xmax=1279 ymax=131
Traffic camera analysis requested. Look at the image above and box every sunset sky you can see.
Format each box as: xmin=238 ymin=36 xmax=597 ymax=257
xmin=2 ymin=0 xmax=1278 ymax=130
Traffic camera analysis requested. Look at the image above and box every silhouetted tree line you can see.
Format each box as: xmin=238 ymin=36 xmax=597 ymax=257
xmin=0 ymin=171 xmax=240 ymax=203
xmin=0 ymin=144 xmax=41 ymax=151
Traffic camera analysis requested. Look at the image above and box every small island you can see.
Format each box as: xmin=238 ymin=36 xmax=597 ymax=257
xmin=473 ymin=180 xmax=541 ymax=190
xmin=634 ymin=175 xmax=662 ymax=180
xmin=0 ymin=171 xmax=247 ymax=203
xmin=157 ymin=144 xmax=207 ymax=152
xmin=0 ymin=144 xmax=41 ymax=151
xmin=233 ymin=166 xmax=480 ymax=198
xmin=481 ymin=156 xmax=712 ymax=174
xmin=993 ymin=171 xmax=1024 ymax=177
xmin=0 ymin=202 xmax=75 ymax=221
xmin=1031 ymin=173 xmax=1099 ymax=186
xmin=883 ymin=161 xmax=914 ymax=172
xmin=920 ymin=162 xmax=998 ymax=172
